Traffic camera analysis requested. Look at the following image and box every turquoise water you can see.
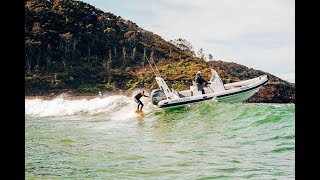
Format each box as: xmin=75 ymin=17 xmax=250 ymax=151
xmin=25 ymin=96 xmax=295 ymax=179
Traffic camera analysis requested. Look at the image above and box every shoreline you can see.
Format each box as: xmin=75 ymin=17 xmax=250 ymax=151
xmin=25 ymin=94 xmax=99 ymax=100
xmin=25 ymin=90 xmax=138 ymax=100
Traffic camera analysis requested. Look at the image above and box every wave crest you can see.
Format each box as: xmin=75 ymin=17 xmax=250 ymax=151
xmin=25 ymin=95 xmax=133 ymax=117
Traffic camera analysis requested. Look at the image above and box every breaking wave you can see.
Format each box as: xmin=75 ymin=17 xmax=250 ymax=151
xmin=25 ymin=95 xmax=152 ymax=118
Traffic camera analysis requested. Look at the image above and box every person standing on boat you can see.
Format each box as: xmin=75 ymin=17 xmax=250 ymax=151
xmin=134 ymin=90 xmax=149 ymax=111
xmin=195 ymin=71 xmax=208 ymax=94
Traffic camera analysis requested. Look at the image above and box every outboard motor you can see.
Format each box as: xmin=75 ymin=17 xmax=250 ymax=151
xmin=151 ymin=89 xmax=167 ymax=105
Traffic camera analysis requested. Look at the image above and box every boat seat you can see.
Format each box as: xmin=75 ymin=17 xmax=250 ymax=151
xmin=171 ymin=88 xmax=183 ymax=98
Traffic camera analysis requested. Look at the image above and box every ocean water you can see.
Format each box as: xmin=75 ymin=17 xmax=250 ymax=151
xmin=25 ymin=95 xmax=295 ymax=179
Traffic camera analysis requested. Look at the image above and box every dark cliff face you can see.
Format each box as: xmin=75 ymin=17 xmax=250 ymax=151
xmin=25 ymin=0 xmax=295 ymax=103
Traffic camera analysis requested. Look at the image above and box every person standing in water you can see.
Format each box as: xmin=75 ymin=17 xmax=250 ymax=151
xmin=134 ymin=90 xmax=149 ymax=111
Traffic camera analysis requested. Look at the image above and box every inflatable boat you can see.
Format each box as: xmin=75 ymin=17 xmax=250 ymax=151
xmin=144 ymin=55 xmax=268 ymax=109
xmin=150 ymin=69 xmax=268 ymax=109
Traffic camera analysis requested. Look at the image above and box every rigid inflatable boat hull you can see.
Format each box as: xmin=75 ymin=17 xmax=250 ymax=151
xmin=157 ymin=80 xmax=267 ymax=109
xmin=217 ymin=87 xmax=260 ymax=103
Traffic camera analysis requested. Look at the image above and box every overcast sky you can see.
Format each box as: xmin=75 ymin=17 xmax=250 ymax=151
xmin=83 ymin=0 xmax=295 ymax=82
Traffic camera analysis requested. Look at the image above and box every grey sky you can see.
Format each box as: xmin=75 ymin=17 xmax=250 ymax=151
xmin=83 ymin=0 xmax=295 ymax=81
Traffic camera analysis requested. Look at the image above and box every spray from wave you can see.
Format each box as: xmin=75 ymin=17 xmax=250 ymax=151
xmin=25 ymin=94 xmax=152 ymax=118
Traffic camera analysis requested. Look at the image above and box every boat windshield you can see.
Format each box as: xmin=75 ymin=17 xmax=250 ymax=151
xmin=210 ymin=74 xmax=216 ymax=82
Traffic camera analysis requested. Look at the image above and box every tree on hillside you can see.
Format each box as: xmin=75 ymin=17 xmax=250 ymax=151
xmin=114 ymin=47 xmax=117 ymax=62
xmin=198 ymin=48 xmax=205 ymax=60
xmin=59 ymin=32 xmax=73 ymax=70
xmin=122 ymin=46 xmax=126 ymax=67
xmin=169 ymin=38 xmax=195 ymax=56
xmin=46 ymin=44 xmax=51 ymax=72
xmin=169 ymin=47 xmax=172 ymax=61
xmin=142 ymin=46 xmax=146 ymax=67
xmin=25 ymin=39 xmax=41 ymax=73
xmin=107 ymin=50 xmax=113 ymax=82
xmin=131 ymin=47 xmax=136 ymax=61
xmin=208 ymin=53 xmax=213 ymax=61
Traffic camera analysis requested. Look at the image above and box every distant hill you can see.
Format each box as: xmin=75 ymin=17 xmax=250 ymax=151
xmin=25 ymin=0 xmax=295 ymax=103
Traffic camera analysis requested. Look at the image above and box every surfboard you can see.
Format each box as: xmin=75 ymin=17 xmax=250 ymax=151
xmin=135 ymin=109 xmax=143 ymax=114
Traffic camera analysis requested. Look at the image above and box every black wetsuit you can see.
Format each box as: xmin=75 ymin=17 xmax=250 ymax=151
xmin=195 ymin=74 xmax=207 ymax=94
xmin=134 ymin=93 xmax=148 ymax=110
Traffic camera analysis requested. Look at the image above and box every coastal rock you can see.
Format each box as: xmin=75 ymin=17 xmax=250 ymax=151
xmin=245 ymin=82 xmax=295 ymax=103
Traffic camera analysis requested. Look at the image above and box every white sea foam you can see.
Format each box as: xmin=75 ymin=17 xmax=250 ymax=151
xmin=25 ymin=95 xmax=152 ymax=118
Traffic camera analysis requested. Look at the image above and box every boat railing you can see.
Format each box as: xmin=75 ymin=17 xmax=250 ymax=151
xmin=224 ymin=75 xmax=267 ymax=89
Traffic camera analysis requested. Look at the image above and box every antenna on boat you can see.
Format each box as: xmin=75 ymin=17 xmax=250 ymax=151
xmin=144 ymin=52 xmax=173 ymax=99
xmin=145 ymin=55 xmax=161 ymax=78
xmin=150 ymin=57 xmax=162 ymax=78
